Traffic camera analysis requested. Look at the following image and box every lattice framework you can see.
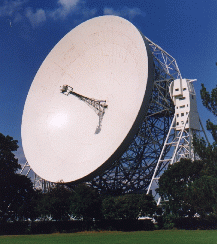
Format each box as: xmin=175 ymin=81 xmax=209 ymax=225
xmin=89 ymin=37 xmax=181 ymax=194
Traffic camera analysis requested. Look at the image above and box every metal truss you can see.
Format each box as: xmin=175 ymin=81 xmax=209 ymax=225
xmin=89 ymin=37 xmax=182 ymax=194
xmin=20 ymin=161 xmax=31 ymax=176
xmin=147 ymin=115 xmax=208 ymax=205
xmin=144 ymin=36 xmax=182 ymax=80
xmin=33 ymin=174 xmax=56 ymax=192
xmin=60 ymin=85 xmax=108 ymax=134
xmin=19 ymin=161 xmax=55 ymax=192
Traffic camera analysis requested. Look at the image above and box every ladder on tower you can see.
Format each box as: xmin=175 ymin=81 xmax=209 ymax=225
xmin=146 ymin=114 xmax=189 ymax=205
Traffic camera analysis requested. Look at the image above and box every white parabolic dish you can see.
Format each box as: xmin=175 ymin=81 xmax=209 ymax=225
xmin=21 ymin=15 xmax=154 ymax=183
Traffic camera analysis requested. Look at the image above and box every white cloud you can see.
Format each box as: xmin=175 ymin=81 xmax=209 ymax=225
xmin=103 ymin=6 xmax=144 ymax=20
xmin=59 ymin=0 xmax=80 ymax=9
xmin=25 ymin=7 xmax=46 ymax=27
xmin=0 ymin=0 xmax=27 ymax=17
xmin=103 ymin=7 xmax=119 ymax=16
xmin=0 ymin=0 xmax=97 ymax=28
xmin=49 ymin=0 xmax=81 ymax=20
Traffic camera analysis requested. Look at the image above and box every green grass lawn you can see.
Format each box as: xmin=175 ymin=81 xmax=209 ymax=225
xmin=1 ymin=230 xmax=217 ymax=244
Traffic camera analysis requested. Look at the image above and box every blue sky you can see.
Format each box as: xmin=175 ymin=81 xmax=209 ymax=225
xmin=0 ymin=0 xmax=217 ymax=166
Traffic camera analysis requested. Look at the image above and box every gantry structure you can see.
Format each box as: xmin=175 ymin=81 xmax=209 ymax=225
xmin=20 ymin=36 xmax=207 ymax=196
xmin=89 ymin=37 xmax=207 ymax=196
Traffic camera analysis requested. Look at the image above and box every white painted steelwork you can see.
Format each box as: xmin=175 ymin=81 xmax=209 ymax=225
xmin=170 ymin=79 xmax=200 ymax=130
xmin=147 ymin=79 xmax=208 ymax=204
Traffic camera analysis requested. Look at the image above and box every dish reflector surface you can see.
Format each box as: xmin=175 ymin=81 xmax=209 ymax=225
xmin=21 ymin=16 xmax=154 ymax=183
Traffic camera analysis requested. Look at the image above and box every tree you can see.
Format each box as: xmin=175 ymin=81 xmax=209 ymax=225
xmin=157 ymin=84 xmax=217 ymax=219
xmin=139 ymin=193 xmax=159 ymax=217
xmin=192 ymin=84 xmax=217 ymax=216
xmin=17 ymin=189 xmax=42 ymax=221
xmin=102 ymin=193 xmax=157 ymax=220
xmin=0 ymin=133 xmax=35 ymax=222
xmin=193 ymin=84 xmax=217 ymax=164
xmin=200 ymin=84 xmax=217 ymax=142
xmin=10 ymin=175 xmax=38 ymax=221
xmin=0 ymin=133 xmax=19 ymax=174
xmin=102 ymin=194 xmax=140 ymax=220
xmin=70 ymin=184 xmax=102 ymax=221
xmin=34 ymin=190 xmax=51 ymax=220
xmin=157 ymin=158 xmax=209 ymax=217
xmin=46 ymin=184 xmax=73 ymax=221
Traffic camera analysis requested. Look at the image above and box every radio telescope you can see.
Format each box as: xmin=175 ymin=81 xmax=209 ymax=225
xmin=21 ymin=16 xmax=207 ymax=196
xmin=21 ymin=15 xmax=154 ymax=184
